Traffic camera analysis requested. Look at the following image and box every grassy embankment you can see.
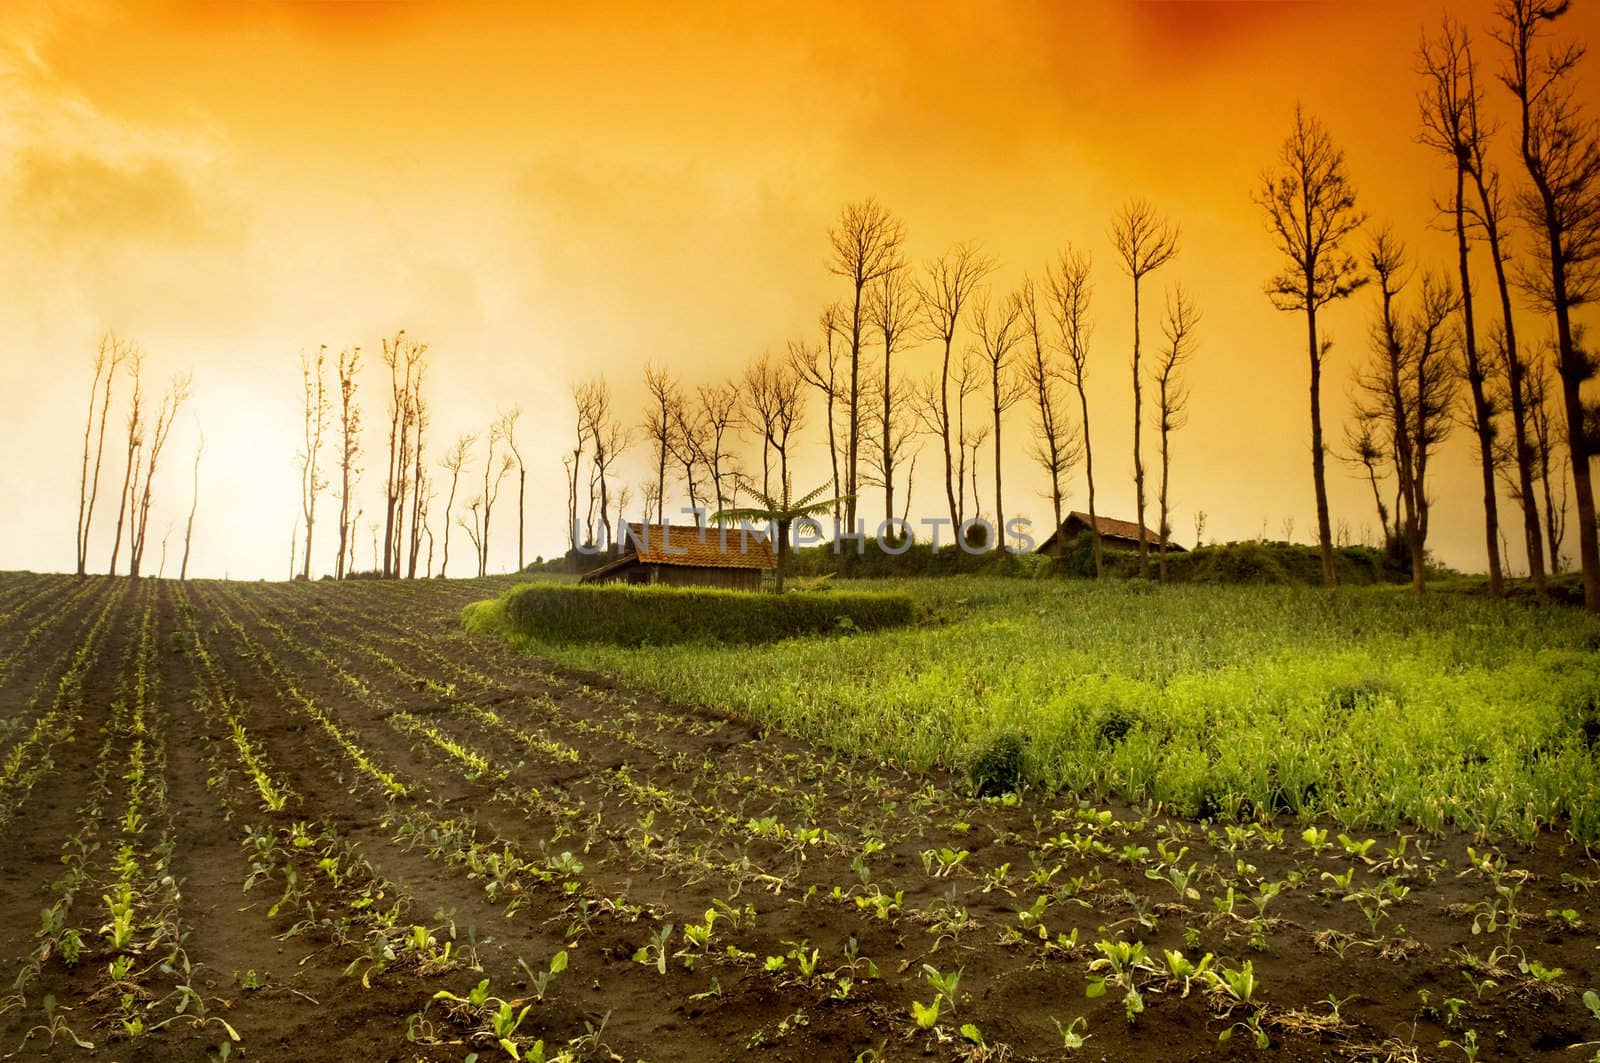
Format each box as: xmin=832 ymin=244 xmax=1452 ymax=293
xmin=467 ymin=576 xmax=1600 ymax=841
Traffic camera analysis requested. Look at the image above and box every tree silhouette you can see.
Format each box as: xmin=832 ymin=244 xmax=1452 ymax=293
xmin=1418 ymin=16 xmax=1504 ymax=595
xmin=76 ymin=334 xmax=128 ymax=577
xmin=1044 ymin=247 xmax=1099 ymax=573
xmin=1255 ymin=105 xmax=1368 ymax=587
xmin=1494 ymin=0 xmax=1600 ymax=611
xmin=298 ymin=347 xmax=330 ymax=581
xmin=916 ymin=244 xmax=994 ymax=533
xmin=1110 ymin=199 xmax=1181 ymax=577
xmin=1154 ymin=286 xmax=1198 ymax=583
xmin=828 ymin=199 xmax=906 ymax=545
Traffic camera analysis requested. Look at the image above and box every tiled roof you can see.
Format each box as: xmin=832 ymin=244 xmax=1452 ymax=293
xmin=1066 ymin=511 xmax=1163 ymax=544
xmin=620 ymin=523 xmax=777 ymax=570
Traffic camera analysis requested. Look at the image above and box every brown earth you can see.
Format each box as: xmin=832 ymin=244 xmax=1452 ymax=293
xmin=0 ymin=572 xmax=1596 ymax=1062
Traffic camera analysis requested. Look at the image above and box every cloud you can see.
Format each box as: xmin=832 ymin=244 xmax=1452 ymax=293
xmin=12 ymin=149 xmax=209 ymax=243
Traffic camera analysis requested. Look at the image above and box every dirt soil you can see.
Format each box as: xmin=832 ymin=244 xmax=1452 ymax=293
xmin=0 ymin=572 xmax=1596 ymax=1062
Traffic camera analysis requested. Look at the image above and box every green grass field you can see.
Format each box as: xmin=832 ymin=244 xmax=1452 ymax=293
xmin=469 ymin=577 xmax=1600 ymax=843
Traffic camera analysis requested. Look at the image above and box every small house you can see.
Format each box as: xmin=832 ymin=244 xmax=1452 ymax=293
xmin=578 ymin=523 xmax=777 ymax=591
xmin=1035 ymin=511 xmax=1185 ymax=555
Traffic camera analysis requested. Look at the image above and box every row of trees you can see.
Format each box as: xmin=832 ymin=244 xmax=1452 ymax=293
xmin=74 ymin=334 xmax=196 ymax=580
xmin=1252 ymin=2 xmax=1598 ymax=608
xmin=565 ymin=1 xmax=1595 ymax=606
xmin=293 ymin=332 xmax=530 ymax=581
xmin=564 ymin=198 xmax=1205 ymax=585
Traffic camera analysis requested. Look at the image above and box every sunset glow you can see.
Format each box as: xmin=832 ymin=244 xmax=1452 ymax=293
xmin=2 ymin=0 xmax=1597 ymax=578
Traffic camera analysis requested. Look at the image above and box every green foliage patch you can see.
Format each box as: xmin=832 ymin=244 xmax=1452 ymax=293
xmin=470 ymin=582 xmax=915 ymax=647
xmin=469 ymin=576 xmax=1600 ymax=841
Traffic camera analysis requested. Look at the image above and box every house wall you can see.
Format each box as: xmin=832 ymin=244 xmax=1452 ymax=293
xmin=653 ymin=564 xmax=762 ymax=591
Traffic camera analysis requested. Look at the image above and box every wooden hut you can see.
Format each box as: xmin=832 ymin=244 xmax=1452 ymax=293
xmin=1034 ymin=511 xmax=1185 ymax=555
xmin=578 ymin=523 xmax=776 ymax=591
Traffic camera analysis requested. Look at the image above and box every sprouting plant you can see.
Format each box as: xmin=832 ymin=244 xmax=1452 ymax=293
xmin=1518 ymin=957 xmax=1564 ymax=984
xmin=1161 ymin=949 xmax=1214 ymax=996
xmin=1338 ymin=834 xmax=1376 ymax=860
xmin=921 ymin=964 xmax=963 ymax=1011
xmin=1208 ymin=959 xmax=1258 ymax=1004
xmin=1439 ymin=1028 xmax=1480 ymax=1062
xmin=519 ymin=950 xmax=569 ymax=1002
xmin=1053 ymin=1015 xmax=1090 ymax=1050
xmin=632 ymin=923 xmax=674 ymax=975
xmin=1301 ymin=826 xmax=1329 ymax=851
xmin=786 ymin=940 xmax=821 ymax=978
xmin=1087 ymin=939 xmax=1150 ymax=1022
xmin=910 ymin=994 xmax=940 ymax=1030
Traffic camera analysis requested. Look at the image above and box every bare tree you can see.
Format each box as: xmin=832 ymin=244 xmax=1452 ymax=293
xmin=696 ymin=380 xmax=742 ymax=517
xmin=334 ymin=346 xmax=362 ymax=580
xmin=501 ymin=407 xmax=526 ymax=571
xmin=916 ymin=244 xmax=994 ymax=530
xmin=1019 ymin=277 xmax=1078 ymax=545
xmin=1455 ymin=26 xmax=1546 ymax=591
xmin=667 ymin=396 xmax=706 ymax=513
xmin=954 ymin=350 xmax=985 ymax=525
xmin=789 ymin=305 xmax=847 ymax=524
xmin=861 ymin=368 xmax=920 ymax=532
xmin=381 ymin=331 xmax=427 ymax=578
xmin=567 ymin=385 xmax=589 ymax=551
xmin=971 ymin=287 xmax=1027 ymax=542
xmin=476 ymin=420 xmax=512 ymax=576
xmin=578 ymin=377 xmax=628 ymax=548
xmin=130 ymin=372 xmax=192 ymax=579
xmin=828 ymin=199 xmax=906 ymax=537
xmin=108 ymin=349 xmax=144 ymax=576
xmin=77 ymin=334 xmax=128 ymax=576
xmin=459 ymin=498 xmax=484 ymax=574
xmin=1494 ymin=0 xmax=1600 ymax=609
xmin=642 ymin=363 xmax=678 ymax=523
xmin=870 ymin=263 xmax=918 ymax=525
xmin=1255 ymin=105 xmax=1369 ymax=586
xmin=1360 ymin=231 xmax=1460 ymax=591
xmin=1341 ymin=412 xmax=1391 ymax=540
xmin=742 ymin=352 xmax=807 ymax=507
xmin=1111 ymin=199 xmax=1181 ymax=576
xmin=439 ymin=432 xmax=476 ymax=578
xmin=1419 ymin=17 xmax=1505 ymax=594
xmin=297 ymin=348 xmax=330 ymax=581
xmin=407 ymin=390 xmax=429 ymax=579
xmin=1527 ymin=349 xmax=1569 ymax=570
xmin=1044 ymin=247 xmax=1100 ymax=572
xmin=1153 ymin=286 xmax=1199 ymax=581
xmin=180 ymin=429 xmax=203 ymax=581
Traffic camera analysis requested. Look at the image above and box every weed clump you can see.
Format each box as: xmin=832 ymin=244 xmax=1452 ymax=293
xmin=967 ymin=731 xmax=1028 ymax=797
xmin=1095 ymin=706 xmax=1140 ymax=746
xmin=1326 ymin=675 xmax=1394 ymax=713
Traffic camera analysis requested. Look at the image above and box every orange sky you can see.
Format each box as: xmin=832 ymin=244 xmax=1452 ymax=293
xmin=2 ymin=0 xmax=1597 ymax=579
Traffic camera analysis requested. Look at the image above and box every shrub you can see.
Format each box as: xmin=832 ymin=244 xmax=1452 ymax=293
xmin=492 ymin=583 xmax=915 ymax=646
xmin=967 ymin=731 xmax=1027 ymax=796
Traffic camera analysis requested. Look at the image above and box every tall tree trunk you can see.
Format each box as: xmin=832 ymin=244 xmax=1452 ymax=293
xmin=1073 ymin=382 xmax=1102 ymax=577
xmin=883 ymin=350 xmax=894 ymax=527
xmin=1131 ymin=277 xmax=1148 ymax=574
xmin=1158 ymin=418 xmax=1171 ymax=583
xmin=1307 ymin=303 xmax=1336 ymax=585
xmin=940 ymin=336 xmax=958 ymax=529
xmin=1452 ymin=165 xmax=1503 ymax=594
xmin=991 ymin=377 xmax=1004 ymax=545
xmin=1474 ymin=180 xmax=1546 ymax=593
xmin=180 ymin=439 xmax=201 ymax=580
xmin=517 ymin=465 xmax=526 ymax=571
xmin=77 ymin=351 xmax=117 ymax=577
xmin=110 ymin=438 xmax=138 ymax=576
